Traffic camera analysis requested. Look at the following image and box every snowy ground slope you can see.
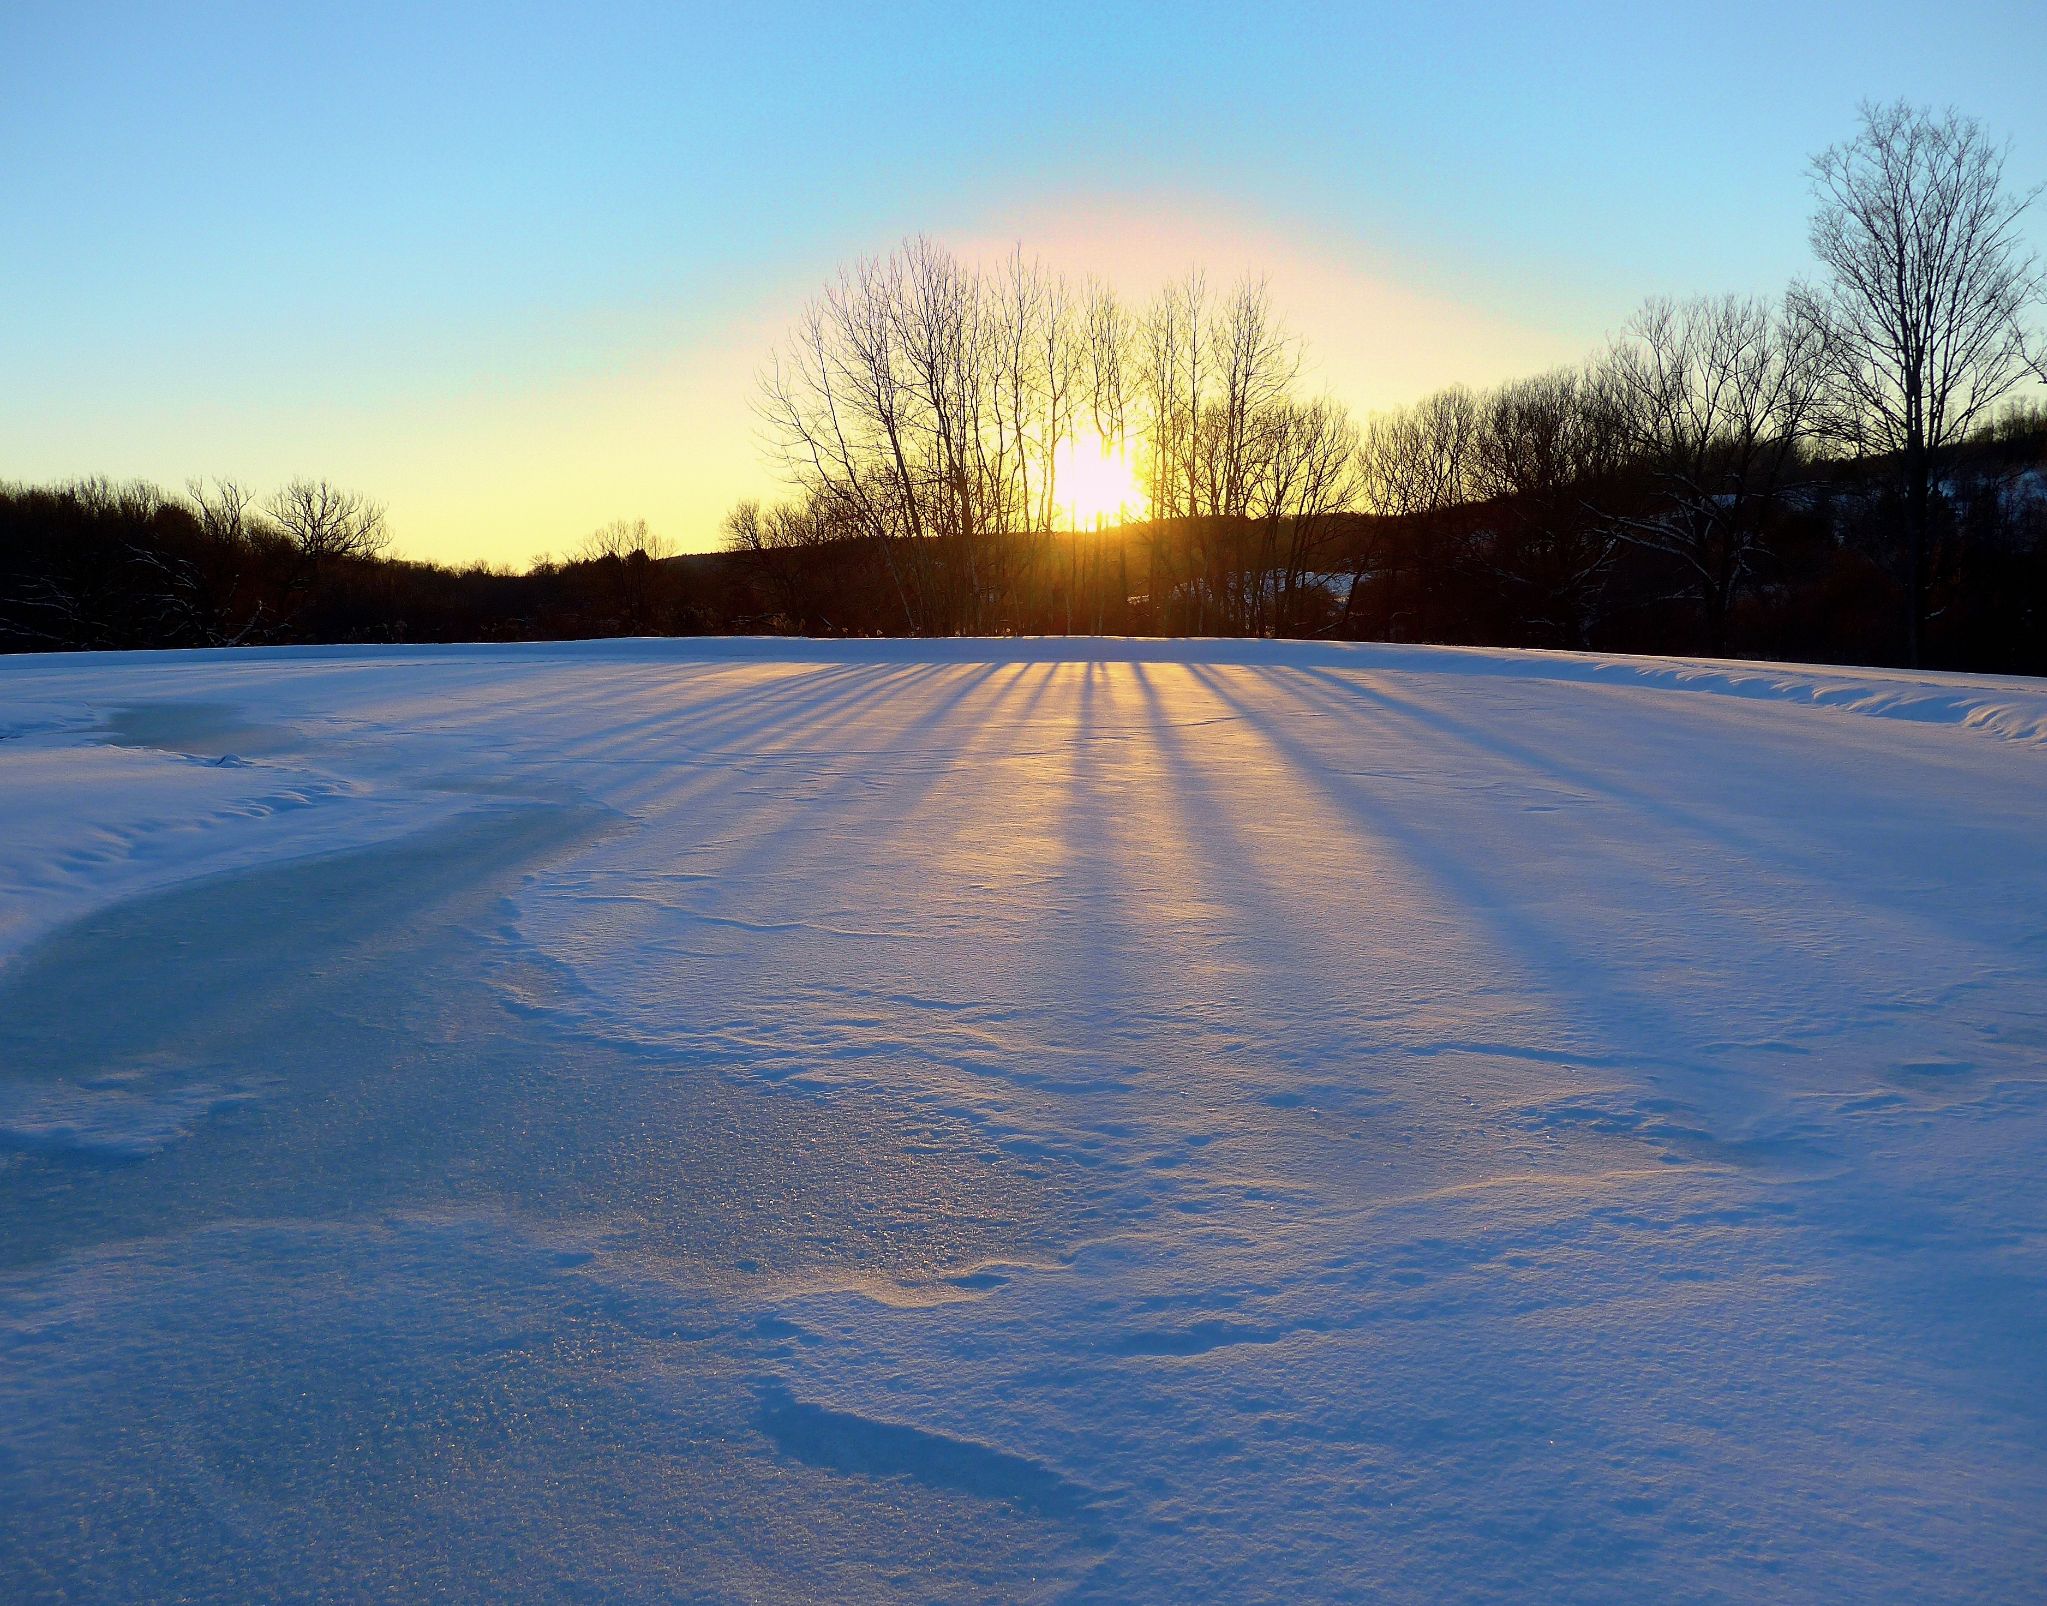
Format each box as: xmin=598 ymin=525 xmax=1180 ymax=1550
xmin=1 ymin=638 xmax=2044 ymax=1601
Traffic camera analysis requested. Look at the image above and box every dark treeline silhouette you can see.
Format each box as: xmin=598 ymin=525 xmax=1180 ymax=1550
xmin=0 ymin=479 xmax=719 ymax=651
xmin=5 ymin=102 xmax=2043 ymax=671
xmin=718 ymin=404 xmax=2046 ymax=673
xmin=10 ymin=420 xmax=2038 ymax=672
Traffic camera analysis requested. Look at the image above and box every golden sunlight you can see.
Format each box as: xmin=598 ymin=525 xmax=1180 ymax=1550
xmin=1052 ymin=431 xmax=1146 ymax=529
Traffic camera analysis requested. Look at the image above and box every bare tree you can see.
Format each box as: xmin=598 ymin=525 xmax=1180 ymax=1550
xmin=266 ymin=479 xmax=389 ymax=566
xmin=727 ymin=492 xmax=860 ymax=626
xmin=570 ymin=518 xmax=677 ymax=634
xmin=1360 ymin=387 xmax=1481 ymax=523
xmin=1199 ymin=279 xmax=1300 ymax=519
xmin=1076 ymin=281 xmax=1139 ymax=630
xmin=1802 ymin=101 xmax=2043 ymax=663
xmin=185 ymin=478 xmax=259 ymax=548
xmin=1469 ymin=369 xmax=1629 ymax=647
xmin=757 ymin=242 xmax=1370 ymax=637
xmin=720 ymin=498 xmax=769 ymax=556
xmin=758 ymin=237 xmax=1105 ymax=633
xmin=1353 ymin=386 xmax=1482 ymax=634
xmin=577 ymin=517 xmax=673 ymax=562
xmin=1138 ymin=270 xmax=1206 ymax=526
xmin=1082 ymin=278 xmax=1130 ymax=446
xmin=1134 ymin=274 xmax=1304 ymax=630
xmin=1602 ymin=295 xmax=1829 ymax=653
xmin=1254 ymin=396 xmax=1363 ymax=635
xmin=762 ymin=241 xmax=956 ymax=631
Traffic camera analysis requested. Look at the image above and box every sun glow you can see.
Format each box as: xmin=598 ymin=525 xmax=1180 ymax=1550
xmin=1052 ymin=432 xmax=1146 ymax=530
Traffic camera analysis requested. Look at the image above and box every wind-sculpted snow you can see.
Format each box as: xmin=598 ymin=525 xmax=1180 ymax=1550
xmin=1 ymin=639 xmax=2043 ymax=1600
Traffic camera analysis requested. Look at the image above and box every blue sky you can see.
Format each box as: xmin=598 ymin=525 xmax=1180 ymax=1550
xmin=4 ymin=1 xmax=2043 ymax=561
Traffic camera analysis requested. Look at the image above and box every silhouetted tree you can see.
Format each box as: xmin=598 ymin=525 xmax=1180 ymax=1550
xmin=267 ymin=479 xmax=389 ymax=567
xmin=1468 ymin=369 xmax=1629 ymax=647
xmin=576 ymin=517 xmax=673 ymax=563
xmin=1602 ymin=295 xmax=1829 ymax=652
xmin=185 ymin=478 xmax=259 ymax=548
xmin=569 ymin=518 xmax=678 ymax=633
xmin=1353 ymin=386 xmax=1481 ymax=636
xmin=1801 ymin=101 xmax=2043 ymax=663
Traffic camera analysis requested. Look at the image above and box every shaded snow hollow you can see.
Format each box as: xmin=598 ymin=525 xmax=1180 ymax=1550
xmin=1 ymin=638 xmax=2043 ymax=1601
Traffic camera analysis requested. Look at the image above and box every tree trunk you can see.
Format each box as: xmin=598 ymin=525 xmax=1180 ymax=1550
xmin=1905 ymin=440 xmax=1930 ymax=668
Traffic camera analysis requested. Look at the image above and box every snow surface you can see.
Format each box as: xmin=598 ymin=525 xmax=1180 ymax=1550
xmin=2 ymin=637 xmax=2044 ymax=1601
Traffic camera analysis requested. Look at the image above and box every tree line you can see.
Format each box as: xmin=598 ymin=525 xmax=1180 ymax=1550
xmin=4 ymin=102 xmax=2043 ymax=671
xmin=0 ymin=480 xmax=701 ymax=650
xmin=729 ymin=101 xmax=2046 ymax=668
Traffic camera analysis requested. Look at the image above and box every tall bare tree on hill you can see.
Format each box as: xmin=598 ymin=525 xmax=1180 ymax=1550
xmin=1801 ymin=101 xmax=2042 ymax=664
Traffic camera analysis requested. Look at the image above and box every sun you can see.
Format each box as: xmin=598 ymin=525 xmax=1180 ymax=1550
xmin=1052 ymin=431 xmax=1146 ymax=529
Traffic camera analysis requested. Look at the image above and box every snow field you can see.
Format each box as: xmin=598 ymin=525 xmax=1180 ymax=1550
xmin=2 ymin=639 xmax=2044 ymax=1600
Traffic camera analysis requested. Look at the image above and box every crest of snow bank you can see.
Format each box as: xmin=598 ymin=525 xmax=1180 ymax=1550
xmin=25 ymin=636 xmax=2038 ymax=746
xmin=1522 ymin=654 xmax=2047 ymax=747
